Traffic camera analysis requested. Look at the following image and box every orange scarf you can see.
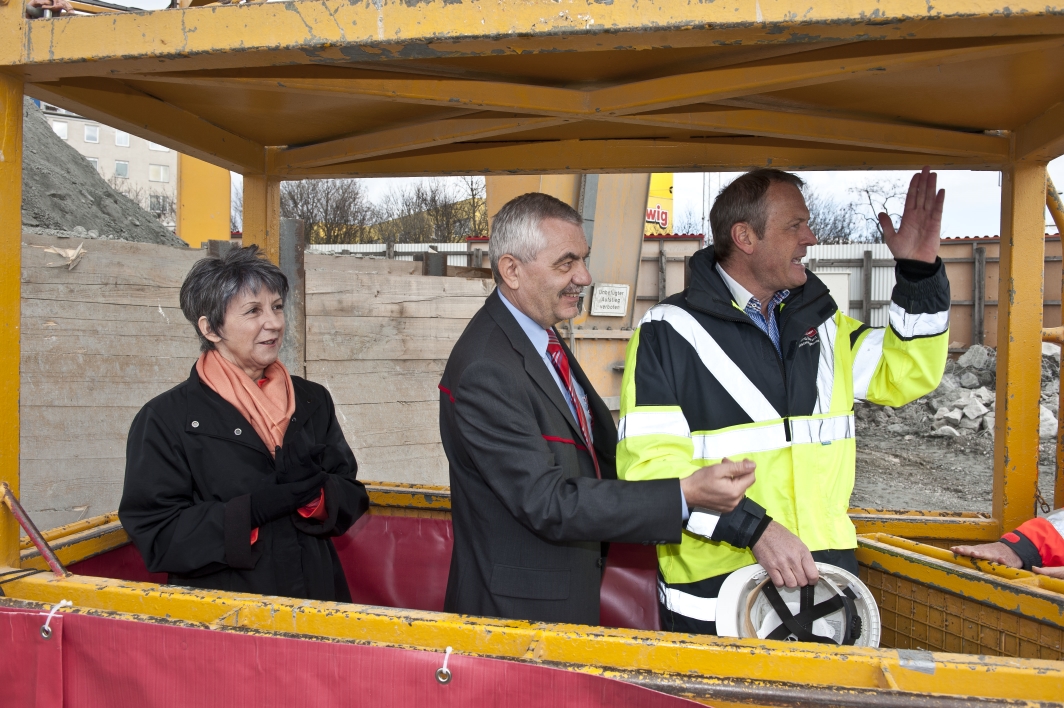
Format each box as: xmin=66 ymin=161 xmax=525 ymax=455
xmin=195 ymin=349 xmax=296 ymax=457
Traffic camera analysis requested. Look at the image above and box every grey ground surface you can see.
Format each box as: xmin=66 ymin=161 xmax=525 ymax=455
xmin=852 ymin=346 xmax=1058 ymax=512
xmin=20 ymin=98 xmax=186 ymax=248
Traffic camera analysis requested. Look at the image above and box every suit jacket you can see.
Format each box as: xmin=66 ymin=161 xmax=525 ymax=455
xmin=439 ymin=289 xmax=682 ymax=625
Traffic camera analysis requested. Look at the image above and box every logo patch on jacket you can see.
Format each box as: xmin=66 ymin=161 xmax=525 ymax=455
xmin=798 ymin=327 xmax=819 ymax=349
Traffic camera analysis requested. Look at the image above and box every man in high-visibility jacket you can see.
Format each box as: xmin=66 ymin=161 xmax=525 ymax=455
xmin=618 ymin=167 xmax=950 ymax=634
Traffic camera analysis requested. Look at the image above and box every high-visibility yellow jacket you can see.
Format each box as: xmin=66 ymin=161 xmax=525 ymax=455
xmin=618 ymin=249 xmax=949 ymax=590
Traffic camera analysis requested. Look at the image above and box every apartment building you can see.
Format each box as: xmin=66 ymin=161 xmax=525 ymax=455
xmin=38 ymin=102 xmax=178 ymax=229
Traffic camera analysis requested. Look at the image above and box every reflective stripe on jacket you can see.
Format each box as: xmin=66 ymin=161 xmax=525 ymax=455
xmin=617 ymin=249 xmax=950 ymax=586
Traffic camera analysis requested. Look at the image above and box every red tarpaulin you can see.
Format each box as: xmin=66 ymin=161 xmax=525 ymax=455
xmin=0 ymin=607 xmax=699 ymax=707
xmin=69 ymin=513 xmax=662 ymax=631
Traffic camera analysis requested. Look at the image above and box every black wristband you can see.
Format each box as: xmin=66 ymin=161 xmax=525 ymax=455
xmin=712 ymin=497 xmax=769 ymax=548
xmin=896 ymin=257 xmax=942 ymax=281
xmin=1000 ymin=530 xmax=1043 ymax=571
xmin=747 ymin=514 xmax=773 ymax=548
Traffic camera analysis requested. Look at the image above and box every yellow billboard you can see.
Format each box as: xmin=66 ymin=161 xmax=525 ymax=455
xmin=644 ymin=173 xmax=673 ymax=235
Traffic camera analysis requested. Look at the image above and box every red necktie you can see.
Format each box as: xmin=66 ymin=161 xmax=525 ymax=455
xmin=546 ymin=330 xmax=601 ymax=479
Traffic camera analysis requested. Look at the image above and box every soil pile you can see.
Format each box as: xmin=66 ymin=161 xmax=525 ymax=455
xmin=20 ymin=98 xmax=186 ymax=248
xmin=852 ymin=343 xmax=1059 ymax=511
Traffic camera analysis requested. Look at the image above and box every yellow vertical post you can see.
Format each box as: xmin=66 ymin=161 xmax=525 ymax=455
xmin=1047 ymin=176 xmax=1064 ymax=509
xmin=993 ymin=162 xmax=1047 ymax=533
xmin=176 ymin=154 xmax=232 ymax=248
xmin=0 ymin=73 xmax=23 ymax=568
xmin=242 ymin=174 xmax=281 ymax=265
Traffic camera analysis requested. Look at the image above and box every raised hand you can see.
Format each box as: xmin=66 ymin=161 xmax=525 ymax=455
xmin=880 ymin=166 xmax=944 ymax=264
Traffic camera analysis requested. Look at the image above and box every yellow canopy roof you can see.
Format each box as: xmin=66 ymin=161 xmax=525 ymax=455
xmin=4 ymin=0 xmax=1063 ymax=177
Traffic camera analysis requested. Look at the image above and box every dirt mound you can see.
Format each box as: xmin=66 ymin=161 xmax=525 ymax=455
xmin=852 ymin=344 xmax=1059 ymax=511
xmin=20 ymin=98 xmax=186 ymax=248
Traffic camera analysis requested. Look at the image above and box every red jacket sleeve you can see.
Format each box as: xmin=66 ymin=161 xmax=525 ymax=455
xmin=1002 ymin=516 xmax=1064 ymax=569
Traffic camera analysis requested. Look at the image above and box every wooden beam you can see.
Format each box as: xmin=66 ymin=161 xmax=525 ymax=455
xmin=277 ymin=138 xmax=1001 ymax=179
xmin=16 ymin=0 xmax=1064 ymax=82
xmin=127 ymin=74 xmax=589 ymax=119
xmin=590 ymin=36 xmax=1064 ymax=116
xmin=26 ymin=79 xmax=265 ymax=173
xmin=615 ymin=108 xmax=1009 ymax=160
xmin=272 ymin=114 xmax=571 ymax=171
xmin=1014 ymin=100 xmax=1064 ymax=162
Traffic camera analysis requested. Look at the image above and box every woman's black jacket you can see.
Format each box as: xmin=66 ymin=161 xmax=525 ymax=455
xmin=118 ymin=365 xmax=369 ymax=601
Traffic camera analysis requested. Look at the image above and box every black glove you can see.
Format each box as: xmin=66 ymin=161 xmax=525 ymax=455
xmin=249 ymin=472 xmax=328 ymax=527
xmin=276 ymin=436 xmax=327 ymax=484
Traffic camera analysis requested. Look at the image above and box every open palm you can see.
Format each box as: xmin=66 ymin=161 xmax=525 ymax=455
xmin=879 ymin=167 xmax=945 ymax=264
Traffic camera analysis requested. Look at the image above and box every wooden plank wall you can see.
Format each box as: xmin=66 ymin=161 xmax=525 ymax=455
xmin=305 ymin=254 xmax=493 ymax=487
xmin=19 ymin=242 xmax=491 ymax=528
xmin=940 ymin=236 xmax=1061 ymax=349
xmin=20 ymin=234 xmax=204 ymax=530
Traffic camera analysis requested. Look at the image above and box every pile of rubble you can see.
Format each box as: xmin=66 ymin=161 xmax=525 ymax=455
xmin=855 ymin=343 xmax=1061 ymax=440
xmin=20 ymin=98 xmax=185 ymax=248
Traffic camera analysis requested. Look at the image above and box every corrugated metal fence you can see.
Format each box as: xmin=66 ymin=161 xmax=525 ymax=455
xmin=308 ymin=243 xmax=475 ymax=268
xmin=805 ymin=243 xmax=894 ymax=328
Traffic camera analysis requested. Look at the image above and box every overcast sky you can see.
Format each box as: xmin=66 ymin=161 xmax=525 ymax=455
xmin=283 ymin=159 xmax=1062 ymax=239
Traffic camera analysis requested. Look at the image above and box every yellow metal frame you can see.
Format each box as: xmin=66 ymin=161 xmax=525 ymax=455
xmin=4 ymin=1 xmax=1064 ymax=701
xmin=11 ymin=500 xmax=1064 ymax=704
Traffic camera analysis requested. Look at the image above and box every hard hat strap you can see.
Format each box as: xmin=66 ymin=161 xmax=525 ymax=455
xmin=761 ymin=583 xmax=857 ymax=645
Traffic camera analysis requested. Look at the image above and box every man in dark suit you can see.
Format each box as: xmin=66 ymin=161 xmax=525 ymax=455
xmin=439 ymin=192 xmax=756 ymax=625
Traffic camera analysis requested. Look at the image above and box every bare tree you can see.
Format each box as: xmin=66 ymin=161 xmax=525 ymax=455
xmin=372 ymin=178 xmax=479 ymax=244
xmin=280 ymin=179 xmax=374 ymax=244
xmin=805 ymin=188 xmax=857 ymax=244
xmin=107 ymin=174 xmax=147 ymax=211
xmin=231 ymin=179 xmax=243 ymax=233
xmin=848 ymin=178 xmax=907 ymax=242
xmin=372 ymin=183 xmax=434 ymax=244
xmin=460 ymin=176 xmax=488 ymax=238
xmin=674 ymin=209 xmax=701 ymax=235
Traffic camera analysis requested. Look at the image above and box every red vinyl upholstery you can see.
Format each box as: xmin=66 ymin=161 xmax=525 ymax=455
xmin=331 ymin=513 xmax=454 ymax=611
xmin=599 ymin=543 xmax=662 ymax=631
xmin=69 ymin=513 xmax=661 ymax=630
xmin=68 ymin=542 xmax=167 ymax=585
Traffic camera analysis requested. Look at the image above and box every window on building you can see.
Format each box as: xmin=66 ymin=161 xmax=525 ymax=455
xmin=148 ymin=142 xmax=170 ymax=152
xmin=52 ymin=121 xmax=67 ymax=140
xmin=114 ymin=161 xmax=129 ymax=179
xmin=149 ymin=164 xmax=170 ymax=182
xmin=84 ymin=125 xmax=99 ymax=143
xmin=115 ymin=130 xmax=130 ymax=147
xmin=149 ymin=194 xmax=171 ymax=214
xmin=86 ymin=157 xmax=99 ymax=171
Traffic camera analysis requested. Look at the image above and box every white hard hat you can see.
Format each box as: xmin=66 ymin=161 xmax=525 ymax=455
xmin=715 ymin=563 xmax=881 ymax=647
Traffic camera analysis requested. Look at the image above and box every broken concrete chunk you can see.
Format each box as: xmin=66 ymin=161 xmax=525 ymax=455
xmin=982 ymin=414 xmax=995 ymax=432
xmin=958 ymin=416 xmax=982 ymax=430
xmin=959 ymin=372 xmax=980 ymax=388
xmin=971 ymin=386 xmax=994 ymax=404
xmin=934 ymin=407 xmax=952 ymax=420
xmin=1040 ymin=405 xmax=1058 ymax=439
xmin=1043 ymin=342 xmax=1061 ymax=363
xmin=957 ymin=345 xmax=990 ymax=370
xmin=933 ymin=426 xmax=960 ymax=437
xmin=941 ymin=409 xmax=963 ymax=425
xmin=963 ymin=400 xmax=989 ymax=419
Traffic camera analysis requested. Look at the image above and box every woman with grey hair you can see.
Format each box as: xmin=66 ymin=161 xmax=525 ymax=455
xmin=119 ymin=246 xmax=368 ymax=601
